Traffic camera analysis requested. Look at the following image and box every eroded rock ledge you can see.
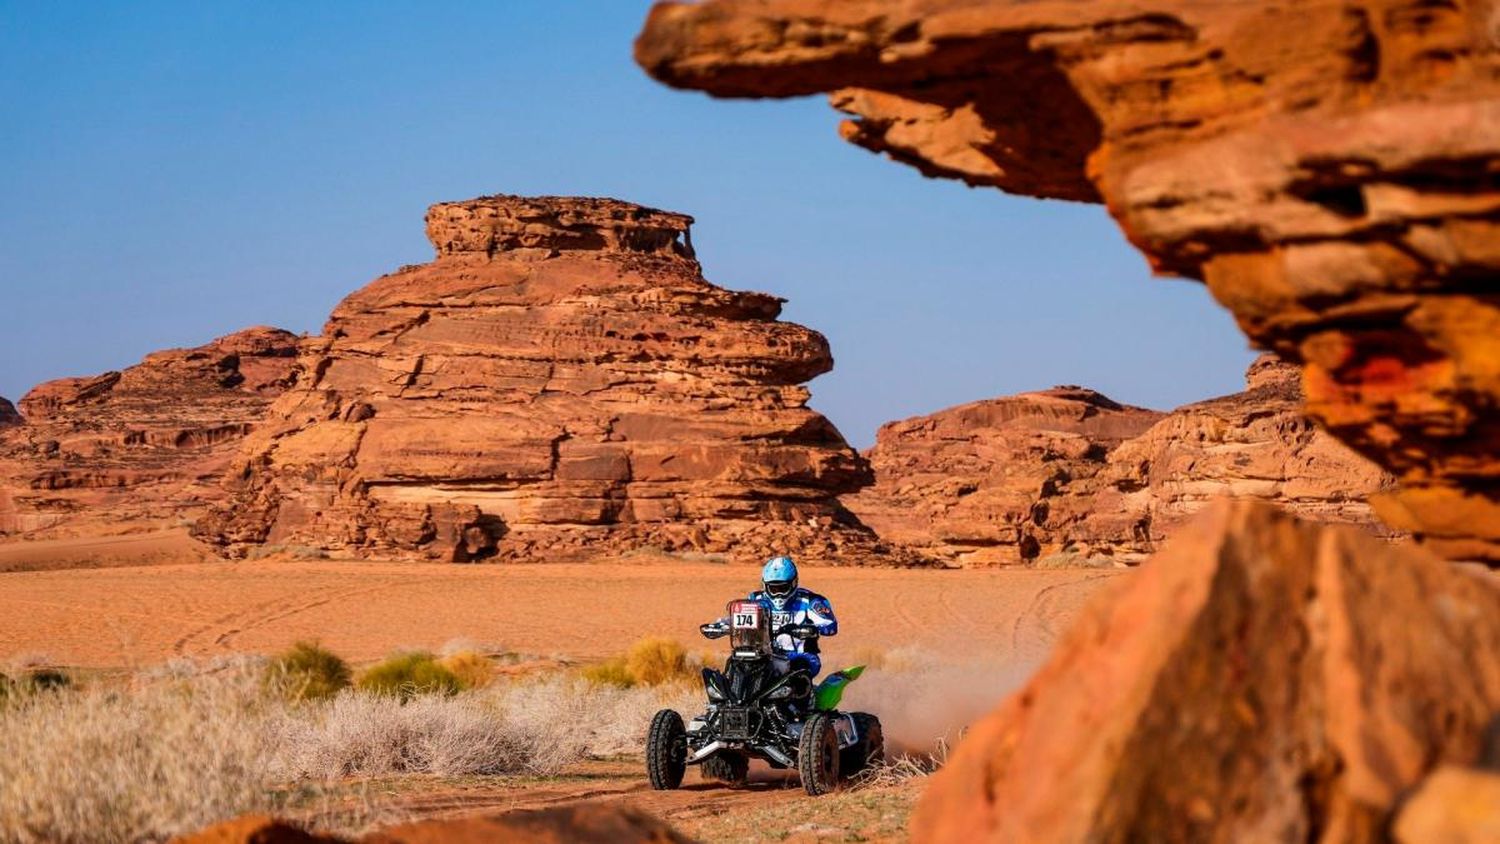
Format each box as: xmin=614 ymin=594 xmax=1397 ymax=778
xmin=847 ymin=355 xmax=1398 ymax=565
xmin=636 ymin=0 xmax=1500 ymax=563
xmin=0 ymin=327 xmax=300 ymax=539
xmin=197 ymin=195 xmax=882 ymax=563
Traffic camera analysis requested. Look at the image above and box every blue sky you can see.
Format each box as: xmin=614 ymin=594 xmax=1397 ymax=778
xmin=0 ymin=1 xmax=1256 ymax=447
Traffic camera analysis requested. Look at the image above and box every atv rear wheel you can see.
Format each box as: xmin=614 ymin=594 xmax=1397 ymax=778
xmin=700 ymin=750 xmax=749 ymax=787
xmin=646 ymin=709 xmax=686 ymax=790
xmin=798 ymin=712 xmax=841 ymax=796
xmin=841 ymin=713 xmax=885 ymax=777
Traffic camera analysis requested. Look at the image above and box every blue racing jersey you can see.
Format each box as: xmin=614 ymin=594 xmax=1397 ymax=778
xmin=745 ymin=587 xmax=837 ymax=661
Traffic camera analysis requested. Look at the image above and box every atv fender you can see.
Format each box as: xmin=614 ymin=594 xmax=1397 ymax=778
xmin=813 ymin=665 xmax=865 ymax=711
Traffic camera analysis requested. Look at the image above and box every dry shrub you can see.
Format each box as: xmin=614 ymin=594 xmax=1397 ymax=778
xmin=266 ymin=641 xmax=350 ymax=701
xmin=0 ymin=669 xmax=287 ymax=843
xmin=0 ymin=657 xmax=705 ymax=842
xmin=581 ymin=637 xmax=698 ymax=689
xmin=271 ymin=692 xmax=529 ymax=779
xmin=487 ymin=675 xmax=699 ymax=768
xmin=625 ymin=637 xmax=690 ymax=686
xmin=438 ymin=650 xmax=496 ymax=690
xmin=356 ymin=652 xmax=460 ymax=700
xmin=580 ymin=656 xmax=635 ymax=688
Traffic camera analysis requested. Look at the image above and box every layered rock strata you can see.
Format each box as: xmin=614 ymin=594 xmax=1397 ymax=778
xmin=0 ymin=327 xmax=299 ymax=539
xmin=197 ymin=195 xmax=877 ymax=562
xmin=845 ymin=387 xmax=1164 ymax=566
xmin=636 ymin=0 xmax=1500 ymax=563
xmin=847 ymin=355 xmax=1397 ymax=565
xmin=1085 ymin=354 xmax=1399 ymax=560
xmin=911 ymin=499 xmax=1500 ymax=842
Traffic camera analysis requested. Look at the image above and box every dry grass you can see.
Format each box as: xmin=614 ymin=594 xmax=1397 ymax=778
xmin=0 ymin=669 xmax=289 ymax=843
xmin=0 ymin=654 xmax=702 ymax=843
xmin=437 ymin=650 xmax=496 ymax=689
xmin=580 ymin=636 xmax=702 ymax=689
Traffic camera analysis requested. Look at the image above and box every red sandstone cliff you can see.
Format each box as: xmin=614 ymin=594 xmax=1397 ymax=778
xmin=196 ymin=195 xmax=882 ymax=563
xmin=635 ymin=0 xmax=1500 ymax=564
xmin=0 ymin=327 xmax=299 ymax=540
xmin=848 ymin=355 xmax=1397 ymax=566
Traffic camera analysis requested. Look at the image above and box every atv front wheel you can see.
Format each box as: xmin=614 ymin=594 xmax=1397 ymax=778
xmin=798 ymin=712 xmax=841 ymax=796
xmin=646 ymin=709 xmax=686 ymax=790
xmin=700 ymin=750 xmax=749 ymax=787
xmin=841 ymin=713 xmax=885 ymax=777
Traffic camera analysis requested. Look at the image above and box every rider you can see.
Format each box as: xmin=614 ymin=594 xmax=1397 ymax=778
xmin=704 ymin=555 xmax=838 ymax=678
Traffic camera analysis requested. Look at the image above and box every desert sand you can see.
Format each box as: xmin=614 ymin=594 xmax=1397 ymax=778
xmin=0 ymin=548 xmax=1119 ymax=670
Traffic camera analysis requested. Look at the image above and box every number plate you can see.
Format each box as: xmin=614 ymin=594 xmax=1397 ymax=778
xmin=732 ymin=606 xmax=759 ymax=629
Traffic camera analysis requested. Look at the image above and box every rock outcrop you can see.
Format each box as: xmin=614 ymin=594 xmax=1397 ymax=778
xmin=175 ymin=805 xmax=692 ymax=844
xmin=1086 ymin=354 xmax=1399 ymax=560
xmin=0 ymin=398 xmax=19 ymax=428
xmin=911 ymin=499 xmax=1500 ymax=842
xmin=846 ymin=355 xmax=1397 ymax=565
xmin=845 ymin=387 xmax=1164 ymax=566
xmin=635 ymin=0 xmax=1500 ymax=563
xmin=197 ymin=195 xmax=879 ymax=563
xmin=0 ymin=327 xmax=299 ymax=540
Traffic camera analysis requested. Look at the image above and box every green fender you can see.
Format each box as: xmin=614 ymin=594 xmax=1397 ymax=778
xmin=813 ymin=665 xmax=866 ymax=711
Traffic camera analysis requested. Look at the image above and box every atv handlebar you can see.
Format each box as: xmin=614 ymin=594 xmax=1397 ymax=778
xmin=779 ymin=622 xmax=820 ymax=641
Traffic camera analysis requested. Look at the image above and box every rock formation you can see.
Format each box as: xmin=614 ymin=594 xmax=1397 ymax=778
xmin=177 ymin=805 xmax=693 ymax=844
xmin=1085 ymin=354 xmax=1399 ymax=560
xmin=911 ymin=499 xmax=1500 ymax=842
xmin=635 ymin=0 xmax=1500 ymax=563
xmin=197 ymin=195 xmax=879 ymax=563
xmin=845 ymin=387 xmax=1164 ymax=566
xmin=0 ymin=327 xmax=299 ymax=540
xmin=846 ymin=355 xmax=1397 ymax=565
xmin=0 ymin=398 xmax=20 ymax=428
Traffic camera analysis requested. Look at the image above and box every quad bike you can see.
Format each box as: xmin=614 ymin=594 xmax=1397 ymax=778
xmin=646 ymin=598 xmax=884 ymax=796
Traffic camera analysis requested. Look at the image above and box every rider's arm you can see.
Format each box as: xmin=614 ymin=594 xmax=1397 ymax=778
xmin=805 ymin=596 xmax=837 ymax=637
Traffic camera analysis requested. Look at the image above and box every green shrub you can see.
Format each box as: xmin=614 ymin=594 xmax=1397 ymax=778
xmin=265 ymin=641 xmax=351 ymax=701
xmin=356 ymin=652 xmax=460 ymax=701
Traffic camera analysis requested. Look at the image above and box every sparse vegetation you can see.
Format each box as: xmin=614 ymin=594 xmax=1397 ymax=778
xmin=356 ymin=651 xmax=461 ymax=700
xmin=0 ymin=651 xmax=701 ymax=843
xmin=266 ymin=641 xmax=351 ymax=701
xmin=581 ymin=636 xmax=699 ymax=688
xmin=438 ymin=650 xmax=496 ymax=689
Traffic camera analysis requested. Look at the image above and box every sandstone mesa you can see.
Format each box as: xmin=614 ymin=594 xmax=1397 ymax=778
xmin=195 ymin=195 xmax=881 ymax=563
xmin=636 ymin=0 xmax=1500 ymax=565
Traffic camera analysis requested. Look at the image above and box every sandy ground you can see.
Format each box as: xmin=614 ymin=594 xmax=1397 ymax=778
xmin=0 ymin=536 xmax=1124 ymax=840
xmin=0 ymin=553 xmax=1120 ymax=670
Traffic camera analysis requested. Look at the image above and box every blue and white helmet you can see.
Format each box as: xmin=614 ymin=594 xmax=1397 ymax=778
xmin=761 ymin=555 xmax=798 ymax=605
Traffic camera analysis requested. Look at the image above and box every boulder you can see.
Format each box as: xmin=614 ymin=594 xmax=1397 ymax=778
xmin=0 ymin=327 xmax=299 ymax=540
xmin=175 ymin=805 xmax=692 ymax=844
xmin=910 ymin=500 xmax=1500 ymax=842
xmin=635 ymin=0 xmax=1500 ymax=563
xmin=1393 ymin=766 xmax=1500 ymax=844
xmin=197 ymin=195 xmax=883 ymax=563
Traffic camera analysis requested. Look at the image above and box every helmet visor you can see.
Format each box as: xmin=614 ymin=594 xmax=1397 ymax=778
xmin=765 ymin=579 xmax=795 ymax=599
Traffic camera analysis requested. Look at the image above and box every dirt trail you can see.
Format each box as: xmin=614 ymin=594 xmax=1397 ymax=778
xmin=0 ymin=555 xmax=1122 ymax=668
